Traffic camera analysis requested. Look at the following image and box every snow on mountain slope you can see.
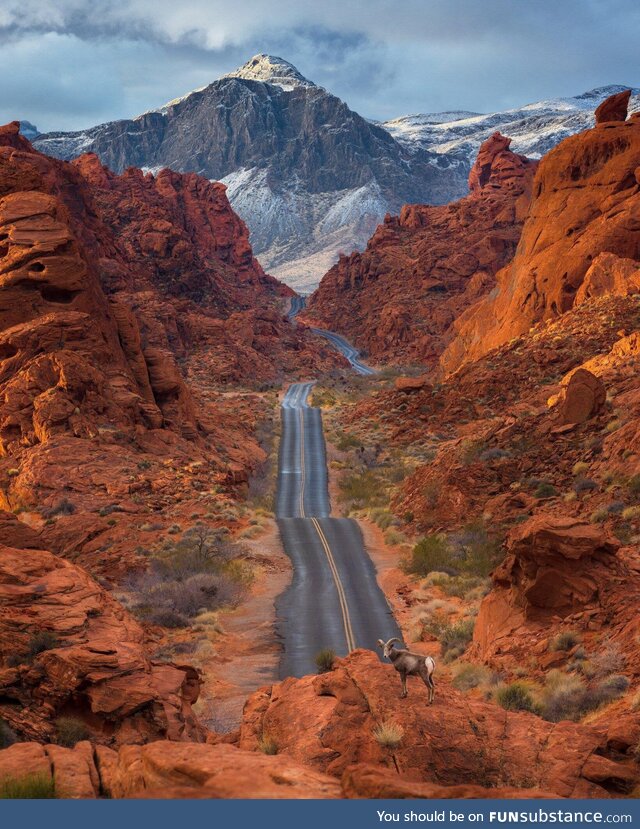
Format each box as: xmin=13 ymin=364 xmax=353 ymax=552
xmin=383 ymin=85 xmax=640 ymax=163
xmin=33 ymin=54 xmax=468 ymax=292
xmin=222 ymin=54 xmax=315 ymax=91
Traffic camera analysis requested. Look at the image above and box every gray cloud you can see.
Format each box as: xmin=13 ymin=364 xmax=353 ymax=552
xmin=0 ymin=0 xmax=638 ymax=130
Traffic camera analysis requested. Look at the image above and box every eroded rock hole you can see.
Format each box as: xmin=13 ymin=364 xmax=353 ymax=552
xmin=40 ymin=286 xmax=80 ymax=304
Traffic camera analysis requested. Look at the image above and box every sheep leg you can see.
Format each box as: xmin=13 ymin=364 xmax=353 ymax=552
xmin=420 ymin=669 xmax=435 ymax=704
xmin=400 ymin=671 xmax=408 ymax=698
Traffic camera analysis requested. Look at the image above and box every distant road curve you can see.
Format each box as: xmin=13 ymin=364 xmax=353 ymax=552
xmin=287 ymin=295 xmax=376 ymax=376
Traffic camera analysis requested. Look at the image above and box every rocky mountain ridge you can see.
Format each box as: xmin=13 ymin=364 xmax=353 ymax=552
xmin=32 ymin=55 xmax=467 ymax=292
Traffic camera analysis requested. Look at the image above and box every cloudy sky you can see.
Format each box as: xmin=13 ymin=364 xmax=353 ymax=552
xmin=2 ymin=0 xmax=639 ymax=132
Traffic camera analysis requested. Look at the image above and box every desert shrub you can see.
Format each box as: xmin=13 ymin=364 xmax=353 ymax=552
xmin=628 ymin=474 xmax=640 ymax=495
xmin=338 ymin=470 xmax=384 ymax=507
xmin=427 ymin=618 xmax=475 ymax=662
xmin=0 ymin=718 xmax=16 ymax=748
xmin=335 ymin=431 xmax=360 ymax=451
xmin=370 ymin=508 xmax=393 ymax=530
xmin=451 ymin=662 xmax=491 ymax=691
xmin=495 ymin=681 xmax=536 ymax=713
xmin=429 ymin=573 xmax=488 ymax=600
xmin=460 ymin=439 xmax=487 ymax=465
xmin=622 ymin=506 xmax=640 ymax=521
xmin=573 ymin=477 xmax=598 ymax=494
xmin=540 ymin=669 xmax=629 ymax=721
xmin=147 ymin=608 xmax=190 ymax=628
xmin=384 ymin=529 xmax=406 ymax=546
xmin=479 ymin=447 xmax=511 ymax=462
xmin=590 ymin=508 xmax=608 ymax=524
xmin=606 ymin=501 xmax=625 ymax=514
xmin=41 ymin=498 xmax=76 ymax=518
xmin=572 ymin=462 xmax=589 ymax=476
xmin=372 ymin=720 xmax=404 ymax=749
xmin=315 ymin=648 xmax=336 ymax=674
xmin=549 ymin=631 xmax=581 ymax=652
xmin=454 ymin=524 xmax=502 ymax=577
xmin=27 ymin=631 xmax=59 ymax=658
xmin=631 ymin=690 xmax=640 ymax=711
xmin=403 ymin=534 xmax=451 ymax=576
xmin=534 ymin=482 xmax=557 ymax=499
xmin=591 ymin=642 xmax=625 ymax=676
xmin=257 ymin=735 xmax=278 ymax=755
xmin=128 ymin=526 xmax=251 ymax=623
xmin=0 ymin=773 xmax=56 ymax=799
xmin=55 ymin=715 xmax=90 ymax=747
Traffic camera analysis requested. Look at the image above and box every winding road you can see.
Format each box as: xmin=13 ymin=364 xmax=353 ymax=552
xmin=276 ymin=300 xmax=400 ymax=678
xmin=287 ymin=295 xmax=375 ymax=376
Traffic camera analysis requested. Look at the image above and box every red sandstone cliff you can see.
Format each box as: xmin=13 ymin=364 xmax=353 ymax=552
xmin=442 ymin=94 xmax=640 ymax=374
xmin=305 ymin=132 xmax=537 ymax=366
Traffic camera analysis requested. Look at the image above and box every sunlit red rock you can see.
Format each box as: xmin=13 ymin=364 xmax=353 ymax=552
xmin=305 ymin=133 xmax=536 ymax=366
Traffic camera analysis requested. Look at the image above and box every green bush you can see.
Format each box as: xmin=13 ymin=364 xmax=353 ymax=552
xmin=540 ymin=670 xmax=629 ymax=722
xmin=338 ymin=470 xmax=384 ymax=506
xmin=496 ymin=681 xmax=536 ymax=713
xmin=534 ymin=482 xmax=557 ymax=499
xmin=427 ymin=618 xmax=475 ymax=662
xmin=315 ymin=648 xmax=336 ymax=674
xmin=55 ymin=715 xmax=90 ymax=747
xmin=0 ymin=773 xmax=56 ymax=799
xmin=403 ymin=534 xmax=451 ymax=576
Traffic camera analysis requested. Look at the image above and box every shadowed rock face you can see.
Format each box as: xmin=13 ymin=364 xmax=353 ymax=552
xmin=441 ymin=91 xmax=640 ymax=375
xmin=33 ymin=56 xmax=469 ymax=291
xmin=305 ymin=132 xmax=537 ymax=366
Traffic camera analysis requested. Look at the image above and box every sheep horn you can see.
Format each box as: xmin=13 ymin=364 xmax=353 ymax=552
xmin=385 ymin=637 xmax=403 ymax=649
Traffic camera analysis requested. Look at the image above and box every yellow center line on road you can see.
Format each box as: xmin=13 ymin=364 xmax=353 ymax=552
xmin=310 ymin=516 xmax=356 ymax=653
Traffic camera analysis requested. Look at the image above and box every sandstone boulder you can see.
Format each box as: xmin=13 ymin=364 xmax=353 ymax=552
xmin=595 ymin=90 xmax=631 ymax=124
xmin=548 ymin=367 xmax=606 ymax=424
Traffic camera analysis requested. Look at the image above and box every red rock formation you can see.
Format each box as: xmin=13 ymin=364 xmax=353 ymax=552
xmin=237 ymin=651 xmax=636 ymax=797
xmin=0 ymin=740 xmax=342 ymax=799
xmin=595 ymin=90 xmax=631 ymax=124
xmin=575 ymin=252 xmax=640 ymax=305
xmin=548 ymin=367 xmax=607 ymax=425
xmin=442 ymin=92 xmax=640 ymax=374
xmin=0 ymin=541 xmax=204 ymax=745
xmin=305 ymin=132 xmax=536 ymax=366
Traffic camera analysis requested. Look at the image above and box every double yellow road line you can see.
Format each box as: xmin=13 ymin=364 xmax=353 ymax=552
xmin=296 ymin=386 xmax=355 ymax=653
xmin=310 ymin=517 xmax=356 ymax=653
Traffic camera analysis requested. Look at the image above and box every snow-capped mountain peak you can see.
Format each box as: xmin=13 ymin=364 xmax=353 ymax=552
xmin=222 ymin=54 xmax=315 ymax=91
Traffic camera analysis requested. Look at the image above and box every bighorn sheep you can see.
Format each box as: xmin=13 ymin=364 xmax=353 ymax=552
xmin=377 ymin=638 xmax=435 ymax=702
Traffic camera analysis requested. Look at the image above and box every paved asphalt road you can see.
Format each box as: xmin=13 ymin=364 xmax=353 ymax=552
xmin=275 ymin=342 xmax=400 ymax=678
xmin=286 ymin=295 xmax=375 ymax=375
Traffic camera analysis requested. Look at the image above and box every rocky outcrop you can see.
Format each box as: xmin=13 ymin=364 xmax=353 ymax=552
xmin=548 ymin=368 xmax=607 ymax=425
xmin=575 ymin=252 xmax=640 ymax=304
xmin=237 ymin=651 xmax=636 ymax=797
xmin=305 ymin=133 xmax=536 ymax=366
xmin=0 ymin=541 xmax=204 ymax=744
xmin=595 ymin=90 xmax=631 ymax=124
xmin=0 ymin=740 xmax=342 ymax=799
xmin=472 ymin=516 xmax=634 ymax=668
xmin=442 ymin=92 xmax=640 ymax=374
